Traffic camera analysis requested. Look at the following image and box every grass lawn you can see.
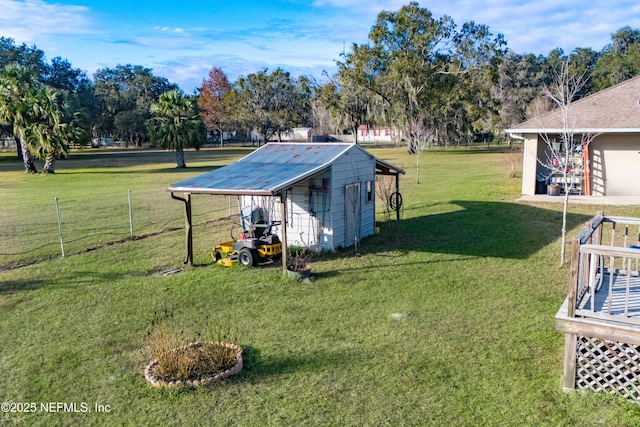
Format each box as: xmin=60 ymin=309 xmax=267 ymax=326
xmin=1 ymin=145 xmax=640 ymax=426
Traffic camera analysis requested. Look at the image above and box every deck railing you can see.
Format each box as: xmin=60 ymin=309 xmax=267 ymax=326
xmin=557 ymin=213 xmax=640 ymax=398
xmin=568 ymin=214 xmax=640 ymax=320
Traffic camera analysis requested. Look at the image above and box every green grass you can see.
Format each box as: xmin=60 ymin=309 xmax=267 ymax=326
xmin=1 ymin=145 xmax=640 ymax=426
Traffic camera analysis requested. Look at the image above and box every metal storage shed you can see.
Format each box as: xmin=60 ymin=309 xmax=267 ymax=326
xmin=167 ymin=142 xmax=404 ymax=272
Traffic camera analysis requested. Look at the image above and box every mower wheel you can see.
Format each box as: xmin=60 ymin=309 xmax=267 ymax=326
xmin=238 ymin=248 xmax=259 ymax=267
xmin=212 ymin=250 xmax=222 ymax=262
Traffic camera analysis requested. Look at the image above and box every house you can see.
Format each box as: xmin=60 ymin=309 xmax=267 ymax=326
xmin=357 ymin=125 xmax=403 ymax=143
xmin=167 ymin=143 xmax=404 ymax=265
xmin=506 ymin=75 xmax=640 ymax=197
xmin=249 ymin=127 xmax=314 ymax=143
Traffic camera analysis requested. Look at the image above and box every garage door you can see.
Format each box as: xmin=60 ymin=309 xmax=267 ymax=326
xmin=602 ymin=147 xmax=640 ymax=196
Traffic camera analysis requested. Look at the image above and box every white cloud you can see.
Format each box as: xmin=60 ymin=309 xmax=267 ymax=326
xmin=314 ymin=0 xmax=640 ymax=54
xmin=0 ymin=0 xmax=94 ymax=45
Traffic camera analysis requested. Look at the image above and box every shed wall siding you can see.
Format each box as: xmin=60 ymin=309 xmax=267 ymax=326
xmin=237 ymin=146 xmax=379 ymax=251
xmin=330 ymin=148 xmax=376 ymax=248
xmin=285 ymin=174 xmax=333 ymax=251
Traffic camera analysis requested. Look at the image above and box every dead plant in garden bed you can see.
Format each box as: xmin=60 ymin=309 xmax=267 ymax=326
xmin=145 ymin=323 xmax=242 ymax=386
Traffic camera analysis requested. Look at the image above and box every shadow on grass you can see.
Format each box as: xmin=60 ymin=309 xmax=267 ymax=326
xmin=57 ymin=164 xmax=223 ymax=175
xmin=0 ymin=279 xmax=45 ymax=295
xmin=236 ymin=345 xmax=360 ymax=383
xmin=0 ymin=148 xmax=250 ymax=173
xmin=368 ymin=200 xmax=593 ymax=260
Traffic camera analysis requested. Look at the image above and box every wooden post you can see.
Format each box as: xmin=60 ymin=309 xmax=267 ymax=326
xmin=562 ymin=333 xmax=578 ymax=392
xmin=185 ymin=193 xmax=193 ymax=265
xmin=171 ymin=192 xmax=193 ymax=265
xmin=279 ymin=191 xmax=288 ymax=276
xmin=594 ymin=210 xmax=604 ymax=246
xmin=563 ymin=236 xmax=581 ymax=392
xmin=567 ymin=238 xmax=580 ymax=318
xmin=395 ymin=172 xmax=400 ymax=222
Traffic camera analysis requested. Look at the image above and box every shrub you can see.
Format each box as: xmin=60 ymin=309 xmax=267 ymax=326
xmin=504 ymin=147 xmax=523 ymax=178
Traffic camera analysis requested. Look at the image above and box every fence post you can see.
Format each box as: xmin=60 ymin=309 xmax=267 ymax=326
xmin=128 ymin=189 xmax=134 ymax=238
xmin=55 ymin=197 xmax=65 ymax=257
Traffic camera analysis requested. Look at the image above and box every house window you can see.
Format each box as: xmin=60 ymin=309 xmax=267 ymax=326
xmin=367 ymin=180 xmax=374 ymax=202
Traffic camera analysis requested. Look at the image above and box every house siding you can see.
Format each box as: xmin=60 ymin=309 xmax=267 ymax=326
xmin=590 ymin=135 xmax=640 ymax=196
xmin=522 ymin=134 xmax=539 ymax=195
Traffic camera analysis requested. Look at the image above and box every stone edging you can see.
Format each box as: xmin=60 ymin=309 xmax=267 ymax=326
xmin=144 ymin=341 xmax=243 ymax=388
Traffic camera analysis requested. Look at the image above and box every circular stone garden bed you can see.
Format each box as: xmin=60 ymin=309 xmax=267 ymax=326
xmin=144 ymin=341 xmax=243 ymax=388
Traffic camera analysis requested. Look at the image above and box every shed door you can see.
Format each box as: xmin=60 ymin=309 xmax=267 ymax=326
xmin=345 ymin=183 xmax=361 ymax=247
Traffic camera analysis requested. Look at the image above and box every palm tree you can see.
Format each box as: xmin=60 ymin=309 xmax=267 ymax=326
xmin=25 ymin=87 xmax=71 ymax=173
xmin=148 ymin=90 xmax=205 ymax=168
xmin=0 ymin=64 xmax=38 ymax=173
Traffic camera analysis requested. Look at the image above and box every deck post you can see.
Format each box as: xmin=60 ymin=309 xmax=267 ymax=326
xmin=562 ymin=333 xmax=578 ymax=391
xmin=567 ymin=238 xmax=580 ymax=317
xmin=594 ymin=210 xmax=604 ymax=246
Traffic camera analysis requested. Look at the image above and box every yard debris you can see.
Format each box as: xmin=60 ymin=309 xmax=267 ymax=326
xmin=161 ymin=268 xmax=183 ymax=276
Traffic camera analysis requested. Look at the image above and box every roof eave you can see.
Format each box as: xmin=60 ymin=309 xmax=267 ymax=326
xmin=506 ymin=128 xmax=640 ymax=134
xmin=167 ymin=187 xmax=275 ymax=196
xmin=376 ymin=158 xmax=406 ymax=175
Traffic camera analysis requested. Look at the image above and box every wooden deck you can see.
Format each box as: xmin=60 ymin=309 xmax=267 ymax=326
xmin=575 ymin=270 xmax=640 ymax=326
xmin=555 ymin=214 xmax=640 ymax=399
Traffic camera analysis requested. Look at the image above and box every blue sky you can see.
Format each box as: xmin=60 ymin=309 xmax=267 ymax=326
xmin=2 ymin=0 xmax=640 ymax=93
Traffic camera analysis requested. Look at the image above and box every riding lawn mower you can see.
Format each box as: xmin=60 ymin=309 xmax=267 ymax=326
xmin=211 ymin=206 xmax=282 ymax=267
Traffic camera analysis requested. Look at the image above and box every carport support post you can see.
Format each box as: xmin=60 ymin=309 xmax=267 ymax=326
xmin=171 ymin=192 xmax=193 ymax=265
xmin=279 ymin=191 xmax=288 ymax=276
xmin=395 ymin=172 xmax=400 ymax=221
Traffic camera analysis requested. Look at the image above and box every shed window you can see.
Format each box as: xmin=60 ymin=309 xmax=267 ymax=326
xmin=367 ymin=180 xmax=373 ymax=202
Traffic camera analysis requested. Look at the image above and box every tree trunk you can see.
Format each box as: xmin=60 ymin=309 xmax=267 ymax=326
xmin=560 ymin=190 xmax=570 ymax=265
xmin=175 ymin=147 xmax=186 ymax=168
xmin=20 ymin=141 xmax=37 ymax=173
xmin=16 ymin=138 xmax=23 ymax=161
xmin=43 ymin=153 xmax=56 ymax=174
xmin=407 ymin=137 xmax=418 ymax=154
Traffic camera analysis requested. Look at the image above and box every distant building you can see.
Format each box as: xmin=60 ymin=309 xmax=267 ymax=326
xmin=250 ymin=127 xmax=314 ymax=143
xmin=357 ymin=125 xmax=402 ymax=143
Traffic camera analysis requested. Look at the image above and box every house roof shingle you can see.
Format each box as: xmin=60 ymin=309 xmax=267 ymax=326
xmin=506 ymin=74 xmax=640 ymax=133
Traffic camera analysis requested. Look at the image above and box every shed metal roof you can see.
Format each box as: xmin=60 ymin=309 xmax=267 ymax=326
xmin=167 ymin=143 xmax=403 ymax=196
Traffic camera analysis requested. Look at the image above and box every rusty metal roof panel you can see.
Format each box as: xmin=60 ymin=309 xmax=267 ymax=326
xmin=167 ymin=143 xmax=353 ymax=195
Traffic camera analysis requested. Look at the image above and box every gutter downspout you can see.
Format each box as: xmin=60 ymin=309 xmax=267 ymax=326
xmin=171 ymin=192 xmax=193 ymax=265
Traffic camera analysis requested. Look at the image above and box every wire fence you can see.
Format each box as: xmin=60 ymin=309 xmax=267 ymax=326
xmin=0 ymin=189 xmax=235 ymax=269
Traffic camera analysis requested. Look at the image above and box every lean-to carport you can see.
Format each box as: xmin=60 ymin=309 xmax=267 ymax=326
xmin=166 ymin=143 xmax=404 ymax=274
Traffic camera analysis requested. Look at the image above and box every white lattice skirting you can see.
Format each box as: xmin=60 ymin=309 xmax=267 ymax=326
xmin=576 ymin=336 xmax=640 ymax=399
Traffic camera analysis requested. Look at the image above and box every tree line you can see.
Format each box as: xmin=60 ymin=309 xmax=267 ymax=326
xmin=3 ymin=2 xmax=640 ymax=171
